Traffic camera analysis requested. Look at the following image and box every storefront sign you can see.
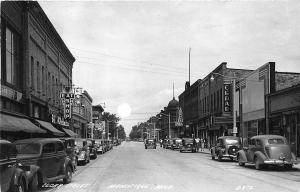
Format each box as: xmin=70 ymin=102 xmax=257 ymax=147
xmin=1 ymin=85 xmax=22 ymax=102
xmin=60 ymin=90 xmax=75 ymax=121
xmin=224 ymin=84 xmax=231 ymax=112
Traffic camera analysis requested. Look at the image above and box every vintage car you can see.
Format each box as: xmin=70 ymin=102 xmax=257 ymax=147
xmin=59 ymin=137 xmax=78 ymax=171
xmin=163 ymin=139 xmax=172 ymax=149
xmin=145 ymin=139 xmax=157 ymax=149
xmin=14 ymin=138 xmax=74 ymax=189
xmin=237 ymin=135 xmax=298 ymax=170
xmin=87 ymin=139 xmax=97 ymax=159
xmin=74 ymin=138 xmax=90 ymax=165
xmin=94 ymin=139 xmax=105 ymax=154
xmin=171 ymin=138 xmax=182 ymax=150
xmin=210 ymin=136 xmax=241 ymax=161
xmin=0 ymin=140 xmax=29 ymax=192
xmin=180 ymin=138 xmax=197 ymax=153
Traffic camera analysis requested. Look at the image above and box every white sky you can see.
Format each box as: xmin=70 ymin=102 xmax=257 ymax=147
xmin=39 ymin=0 xmax=300 ymax=135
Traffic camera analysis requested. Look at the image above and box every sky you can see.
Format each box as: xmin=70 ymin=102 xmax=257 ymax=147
xmin=39 ymin=0 xmax=300 ymax=135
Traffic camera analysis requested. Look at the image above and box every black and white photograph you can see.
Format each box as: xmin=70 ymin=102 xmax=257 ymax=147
xmin=1 ymin=0 xmax=300 ymax=192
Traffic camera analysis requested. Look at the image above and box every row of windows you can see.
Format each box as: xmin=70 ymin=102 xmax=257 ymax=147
xmin=30 ymin=56 xmax=69 ymax=104
xmin=200 ymin=89 xmax=223 ymax=115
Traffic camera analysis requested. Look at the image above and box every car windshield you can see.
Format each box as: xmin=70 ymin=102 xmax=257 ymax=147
xmin=268 ymin=138 xmax=285 ymax=144
xmin=16 ymin=143 xmax=40 ymax=154
xmin=184 ymin=139 xmax=194 ymax=143
xmin=225 ymin=138 xmax=239 ymax=145
xmin=75 ymin=141 xmax=84 ymax=147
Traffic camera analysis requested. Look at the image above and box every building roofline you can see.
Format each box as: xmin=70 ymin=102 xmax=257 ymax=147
xmin=27 ymin=2 xmax=75 ymax=63
xmin=267 ymin=83 xmax=300 ymax=97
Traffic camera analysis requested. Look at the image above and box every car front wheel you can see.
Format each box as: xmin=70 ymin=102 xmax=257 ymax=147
xmin=12 ymin=179 xmax=25 ymax=192
xmin=254 ymin=157 xmax=262 ymax=170
xmin=217 ymin=153 xmax=222 ymax=162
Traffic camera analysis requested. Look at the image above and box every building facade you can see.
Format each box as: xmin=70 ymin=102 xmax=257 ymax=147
xmin=1 ymin=1 xmax=75 ymax=140
xmin=267 ymin=84 xmax=300 ymax=157
xmin=72 ymin=91 xmax=93 ymax=138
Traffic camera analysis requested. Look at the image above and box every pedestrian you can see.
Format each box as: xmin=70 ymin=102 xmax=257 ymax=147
xmin=201 ymin=138 xmax=205 ymax=151
xmin=160 ymin=139 xmax=163 ymax=147
xmin=195 ymin=138 xmax=200 ymax=152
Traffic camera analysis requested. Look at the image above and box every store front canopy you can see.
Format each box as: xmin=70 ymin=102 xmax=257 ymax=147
xmin=63 ymin=128 xmax=78 ymax=137
xmin=0 ymin=113 xmax=46 ymax=133
xmin=36 ymin=120 xmax=65 ymax=136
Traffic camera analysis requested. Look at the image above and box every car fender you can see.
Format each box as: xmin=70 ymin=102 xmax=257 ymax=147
xmin=210 ymin=147 xmax=216 ymax=156
xmin=254 ymin=151 xmax=267 ymax=163
xmin=237 ymin=150 xmax=248 ymax=163
xmin=12 ymin=168 xmax=28 ymax=191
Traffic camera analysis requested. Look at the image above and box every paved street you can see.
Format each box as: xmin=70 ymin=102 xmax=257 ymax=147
xmin=43 ymin=142 xmax=300 ymax=192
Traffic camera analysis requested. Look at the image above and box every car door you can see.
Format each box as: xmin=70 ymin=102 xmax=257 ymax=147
xmin=56 ymin=141 xmax=67 ymax=176
xmin=247 ymin=139 xmax=256 ymax=162
xmin=0 ymin=143 xmax=17 ymax=192
xmin=40 ymin=142 xmax=58 ymax=178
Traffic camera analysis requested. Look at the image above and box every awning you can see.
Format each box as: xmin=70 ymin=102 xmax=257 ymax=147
xmin=0 ymin=113 xmax=46 ymax=133
xmin=36 ymin=120 xmax=65 ymax=136
xmin=63 ymin=128 xmax=78 ymax=137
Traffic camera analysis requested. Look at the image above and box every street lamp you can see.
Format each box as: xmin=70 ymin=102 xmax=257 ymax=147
xmin=210 ymin=72 xmax=239 ymax=137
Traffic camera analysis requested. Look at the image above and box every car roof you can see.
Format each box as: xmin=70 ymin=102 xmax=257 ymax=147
xmin=14 ymin=138 xmax=63 ymax=144
xmin=0 ymin=139 xmax=12 ymax=144
xmin=251 ymin=135 xmax=285 ymax=139
xmin=182 ymin=138 xmax=194 ymax=140
xmin=218 ymin=136 xmax=239 ymax=139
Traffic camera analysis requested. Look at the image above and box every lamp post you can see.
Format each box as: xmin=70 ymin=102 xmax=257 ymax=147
xmin=210 ymin=72 xmax=238 ymax=137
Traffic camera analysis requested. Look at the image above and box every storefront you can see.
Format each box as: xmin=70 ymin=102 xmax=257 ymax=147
xmin=267 ymin=84 xmax=300 ymax=157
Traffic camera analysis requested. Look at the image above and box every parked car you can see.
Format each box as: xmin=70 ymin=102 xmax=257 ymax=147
xmin=145 ymin=139 xmax=157 ymax=149
xmin=0 ymin=140 xmax=29 ymax=192
xmin=14 ymin=138 xmax=74 ymax=189
xmin=94 ymin=139 xmax=105 ymax=154
xmin=59 ymin=137 xmax=78 ymax=171
xmin=171 ymin=138 xmax=182 ymax=150
xmin=87 ymin=139 xmax=97 ymax=159
xmin=180 ymin=138 xmax=197 ymax=153
xmin=210 ymin=136 xmax=241 ymax=161
xmin=74 ymin=138 xmax=90 ymax=165
xmin=237 ymin=135 xmax=298 ymax=170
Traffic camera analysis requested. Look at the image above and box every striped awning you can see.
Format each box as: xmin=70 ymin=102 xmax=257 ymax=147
xmin=36 ymin=120 xmax=65 ymax=136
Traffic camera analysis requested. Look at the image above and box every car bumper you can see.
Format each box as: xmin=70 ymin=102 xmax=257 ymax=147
xmin=77 ymin=157 xmax=86 ymax=162
xmin=222 ymin=154 xmax=237 ymax=158
xmin=181 ymin=147 xmax=196 ymax=151
xmin=264 ymin=159 xmax=297 ymax=165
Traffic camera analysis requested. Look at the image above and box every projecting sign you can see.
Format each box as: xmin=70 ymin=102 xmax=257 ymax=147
xmin=60 ymin=90 xmax=75 ymax=121
xmin=224 ymin=84 xmax=231 ymax=112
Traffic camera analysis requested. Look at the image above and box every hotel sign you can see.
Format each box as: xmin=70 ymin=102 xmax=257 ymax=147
xmin=224 ymin=84 xmax=231 ymax=112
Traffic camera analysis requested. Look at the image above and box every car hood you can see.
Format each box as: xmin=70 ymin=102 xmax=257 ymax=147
xmin=16 ymin=154 xmax=39 ymax=165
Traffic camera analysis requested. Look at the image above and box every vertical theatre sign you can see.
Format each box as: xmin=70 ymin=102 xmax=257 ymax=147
xmin=60 ymin=89 xmax=75 ymax=121
xmin=224 ymin=84 xmax=231 ymax=112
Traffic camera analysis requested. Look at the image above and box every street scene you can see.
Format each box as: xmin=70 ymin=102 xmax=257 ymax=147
xmin=1 ymin=1 xmax=300 ymax=192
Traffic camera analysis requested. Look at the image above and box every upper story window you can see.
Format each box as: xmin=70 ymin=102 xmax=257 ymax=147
xmin=4 ymin=27 xmax=20 ymax=87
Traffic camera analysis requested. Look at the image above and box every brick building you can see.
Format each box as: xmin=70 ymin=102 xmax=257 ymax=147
xmin=1 ymin=1 xmax=75 ymax=140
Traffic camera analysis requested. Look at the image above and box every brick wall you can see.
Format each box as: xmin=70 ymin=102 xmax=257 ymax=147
xmin=275 ymin=72 xmax=300 ymax=91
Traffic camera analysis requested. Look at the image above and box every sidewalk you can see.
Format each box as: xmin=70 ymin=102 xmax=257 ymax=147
xmin=197 ymin=148 xmax=210 ymax=154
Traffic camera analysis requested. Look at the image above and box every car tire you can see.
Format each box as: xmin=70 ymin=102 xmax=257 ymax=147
xmin=237 ymin=156 xmax=245 ymax=166
xmin=29 ymin=173 xmax=39 ymax=192
xmin=254 ymin=157 xmax=262 ymax=170
xmin=63 ymin=166 xmax=72 ymax=184
xmin=211 ymin=155 xmax=215 ymax=160
xmin=12 ymin=179 xmax=25 ymax=192
xmin=217 ymin=153 xmax=222 ymax=162
xmin=180 ymin=150 xmax=182 ymax=153
xmin=284 ymin=164 xmax=293 ymax=170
